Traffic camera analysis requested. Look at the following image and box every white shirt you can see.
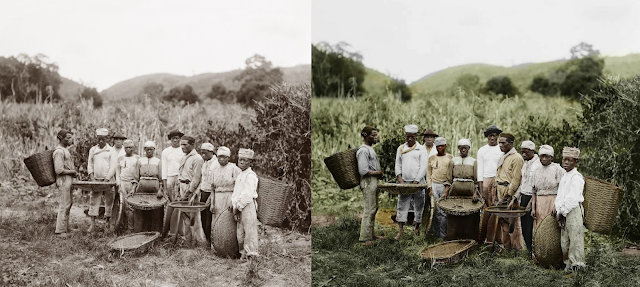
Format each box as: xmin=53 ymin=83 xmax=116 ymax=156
xmin=113 ymin=147 xmax=126 ymax=160
xmin=88 ymin=144 xmax=117 ymax=180
xmin=161 ymin=146 xmax=184 ymax=179
xmin=231 ymin=167 xmax=259 ymax=211
xmin=555 ymin=167 xmax=585 ymax=217
xmin=395 ymin=143 xmax=428 ymax=183
xmin=516 ymin=154 xmax=542 ymax=197
xmin=477 ymin=144 xmax=503 ymax=180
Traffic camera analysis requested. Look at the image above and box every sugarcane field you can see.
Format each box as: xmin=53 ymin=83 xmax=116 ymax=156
xmin=311 ymin=1 xmax=640 ymax=286
xmin=0 ymin=2 xmax=311 ymax=286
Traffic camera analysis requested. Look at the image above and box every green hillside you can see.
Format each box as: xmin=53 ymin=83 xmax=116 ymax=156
xmin=409 ymin=53 xmax=640 ymax=95
xmin=362 ymin=67 xmax=393 ymax=94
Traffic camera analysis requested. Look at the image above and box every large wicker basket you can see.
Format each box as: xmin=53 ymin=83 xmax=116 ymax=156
xmin=422 ymin=195 xmax=435 ymax=233
xmin=126 ymin=193 xmax=167 ymax=210
xmin=533 ymin=214 xmax=563 ymax=269
xmin=378 ymin=183 xmax=428 ymax=195
xmin=23 ymin=150 xmax=56 ymax=187
xmin=583 ymin=177 xmax=623 ymax=234
xmin=420 ymin=239 xmax=476 ymax=265
xmin=108 ymin=231 xmax=160 ymax=252
xmin=323 ymin=149 xmax=361 ymax=190
xmin=212 ymin=209 xmax=240 ymax=259
xmin=257 ymin=177 xmax=294 ymax=227
xmin=436 ymin=196 xmax=484 ymax=216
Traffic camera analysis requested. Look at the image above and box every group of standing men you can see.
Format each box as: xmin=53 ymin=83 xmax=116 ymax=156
xmin=51 ymin=128 xmax=260 ymax=260
xmin=356 ymin=124 xmax=586 ymax=271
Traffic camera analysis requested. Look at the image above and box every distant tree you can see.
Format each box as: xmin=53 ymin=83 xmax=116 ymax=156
xmin=482 ymin=76 xmax=519 ymax=97
xmin=0 ymin=54 xmax=62 ymax=103
xmin=570 ymin=42 xmax=600 ymax=59
xmin=163 ymin=87 xmax=182 ymax=102
xmin=178 ymin=85 xmax=199 ymax=104
xmin=141 ymin=82 xmax=164 ymax=100
xmin=312 ymin=42 xmax=366 ymax=97
xmin=558 ymin=56 xmax=604 ymax=99
xmin=454 ymin=73 xmax=480 ymax=92
xmin=206 ymin=83 xmax=227 ymax=100
xmin=79 ymin=87 xmax=103 ymax=108
xmin=387 ymin=77 xmax=412 ymax=102
xmin=234 ymin=54 xmax=283 ymax=106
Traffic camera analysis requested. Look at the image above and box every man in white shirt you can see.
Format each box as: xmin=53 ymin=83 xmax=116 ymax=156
xmin=552 ymin=147 xmax=586 ymax=272
xmin=162 ymin=130 xmax=185 ymax=202
xmin=87 ymin=128 xmax=118 ymax=233
xmin=231 ymin=148 xmax=260 ymax=261
xmin=510 ymin=140 xmax=542 ymax=256
xmin=198 ymin=142 xmax=218 ymax=243
xmin=477 ymin=124 xmax=504 ymax=243
xmin=394 ymin=125 xmax=428 ymax=239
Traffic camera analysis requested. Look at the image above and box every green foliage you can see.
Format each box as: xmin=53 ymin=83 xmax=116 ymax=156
xmin=312 ymin=42 xmax=366 ymax=97
xmin=482 ymin=76 xmax=519 ymax=97
xmin=162 ymin=85 xmax=200 ymax=104
xmin=387 ymin=78 xmax=412 ymax=102
xmin=234 ymin=54 xmax=283 ymax=106
xmin=453 ymin=73 xmax=480 ymax=92
xmin=558 ymin=56 xmax=605 ymax=99
xmin=0 ymin=54 xmax=62 ymax=103
xmin=519 ymin=116 xmax=581 ymax=164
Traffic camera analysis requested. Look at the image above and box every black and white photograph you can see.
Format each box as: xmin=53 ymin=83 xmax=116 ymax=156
xmin=311 ymin=0 xmax=640 ymax=286
xmin=0 ymin=1 xmax=311 ymax=286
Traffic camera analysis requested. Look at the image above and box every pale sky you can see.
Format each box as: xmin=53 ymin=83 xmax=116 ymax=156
xmin=1 ymin=0 xmax=311 ymax=91
xmin=313 ymin=0 xmax=640 ymax=84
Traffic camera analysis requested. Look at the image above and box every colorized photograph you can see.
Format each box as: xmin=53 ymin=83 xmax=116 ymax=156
xmin=311 ymin=0 xmax=640 ymax=286
xmin=0 ymin=1 xmax=311 ymax=286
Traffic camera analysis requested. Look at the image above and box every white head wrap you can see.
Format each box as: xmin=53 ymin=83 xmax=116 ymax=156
xmin=96 ymin=128 xmax=109 ymax=136
xmin=562 ymin=147 xmax=580 ymax=159
xmin=457 ymin=138 xmax=471 ymax=147
xmin=217 ymin=146 xmax=231 ymax=157
xmin=200 ymin=143 xmax=214 ymax=152
xmin=144 ymin=141 xmax=156 ymax=148
xmin=238 ymin=148 xmax=254 ymax=159
xmin=434 ymin=137 xmax=446 ymax=146
xmin=538 ymin=145 xmax=554 ymax=157
xmin=404 ymin=125 xmax=418 ymax=134
xmin=521 ymin=140 xmax=535 ymax=150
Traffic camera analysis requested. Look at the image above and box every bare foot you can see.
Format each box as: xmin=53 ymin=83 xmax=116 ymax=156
xmin=414 ymin=228 xmax=420 ymax=236
xmin=395 ymin=232 xmax=403 ymax=240
xmin=87 ymin=225 xmax=94 ymax=233
xmin=374 ymin=235 xmax=387 ymax=241
xmin=363 ymin=241 xmax=373 ymax=247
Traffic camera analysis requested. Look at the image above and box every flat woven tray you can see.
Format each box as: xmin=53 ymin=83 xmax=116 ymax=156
xmin=126 ymin=193 xmax=167 ymax=210
xmin=583 ymin=176 xmax=623 ymax=234
xmin=485 ymin=205 xmax=529 ymax=219
xmin=378 ymin=183 xmax=428 ymax=195
xmin=533 ymin=214 xmax=563 ymax=269
xmin=436 ymin=196 xmax=484 ymax=216
xmin=323 ymin=149 xmax=361 ymax=190
xmin=108 ymin=231 xmax=160 ymax=251
xmin=72 ymin=181 xmax=116 ymax=192
xmin=420 ymin=239 xmax=476 ymax=264
xmin=168 ymin=201 xmax=208 ymax=212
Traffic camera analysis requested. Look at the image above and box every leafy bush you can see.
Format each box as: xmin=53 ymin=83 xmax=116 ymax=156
xmin=558 ymin=56 xmax=604 ymax=99
xmin=454 ymin=73 xmax=480 ymax=92
xmin=482 ymin=76 xmax=519 ymax=97
xmin=387 ymin=78 xmax=412 ymax=102
xmin=312 ymin=42 xmax=366 ymax=97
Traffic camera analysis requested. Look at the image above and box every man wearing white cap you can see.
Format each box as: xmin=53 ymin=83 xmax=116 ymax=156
xmin=552 ymin=147 xmax=585 ymax=272
xmin=87 ymin=128 xmax=118 ymax=233
xmin=198 ymin=142 xmax=218 ymax=242
xmin=231 ymin=148 xmax=260 ymax=260
xmin=510 ymin=140 xmax=542 ymax=255
xmin=427 ymin=137 xmax=453 ymax=238
xmin=394 ymin=125 xmax=428 ymax=239
xmin=135 ymin=140 xmax=164 ymax=232
xmin=531 ymin=145 xmax=565 ymax=230
xmin=116 ymin=139 xmax=140 ymax=232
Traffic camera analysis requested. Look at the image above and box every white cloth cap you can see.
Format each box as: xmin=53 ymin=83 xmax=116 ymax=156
xmin=217 ymin=146 xmax=231 ymax=157
xmin=562 ymin=147 xmax=580 ymax=159
xmin=144 ymin=141 xmax=156 ymax=148
xmin=521 ymin=140 xmax=535 ymax=150
xmin=238 ymin=148 xmax=254 ymax=159
xmin=434 ymin=137 xmax=446 ymax=146
xmin=201 ymin=143 xmax=214 ymax=151
xmin=123 ymin=140 xmax=134 ymax=147
xmin=404 ymin=125 xmax=418 ymax=134
xmin=96 ymin=128 xmax=109 ymax=136
xmin=538 ymin=145 xmax=554 ymax=156
xmin=458 ymin=138 xmax=471 ymax=147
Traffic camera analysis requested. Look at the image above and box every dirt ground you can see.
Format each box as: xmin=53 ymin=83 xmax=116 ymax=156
xmin=0 ymin=179 xmax=311 ymax=286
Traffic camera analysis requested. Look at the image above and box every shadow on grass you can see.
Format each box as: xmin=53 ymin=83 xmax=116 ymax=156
xmin=312 ymin=217 xmax=640 ymax=287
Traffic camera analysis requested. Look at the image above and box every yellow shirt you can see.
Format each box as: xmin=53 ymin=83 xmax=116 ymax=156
xmin=427 ymin=153 xmax=453 ymax=187
xmin=495 ymin=148 xmax=525 ymax=200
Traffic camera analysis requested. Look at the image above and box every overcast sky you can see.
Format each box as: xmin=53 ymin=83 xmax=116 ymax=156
xmin=313 ymin=0 xmax=640 ymax=84
xmin=1 ymin=0 xmax=310 ymax=90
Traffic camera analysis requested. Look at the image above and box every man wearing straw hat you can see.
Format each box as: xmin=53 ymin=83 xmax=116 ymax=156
xmin=493 ymin=133 xmax=525 ymax=251
xmin=531 ymin=145 xmax=565 ymax=230
xmin=53 ymin=129 xmax=77 ymax=238
xmin=552 ymin=147 xmax=586 ymax=272
xmin=112 ymin=132 xmax=127 ymax=159
xmin=207 ymin=146 xmax=241 ymax=241
xmin=87 ymin=128 xmax=118 ymax=233
xmin=116 ymin=139 xmax=140 ymax=232
xmin=356 ymin=126 xmax=386 ymax=246
xmin=394 ymin=124 xmax=428 ymax=240
xmin=427 ymin=137 xmax=453 ymax=239
xmin=231 ymin=148 xmax=260 ymax=260
xmin=162 ymin=130 xmax=184 ymax=236
xmin=477 ymin=124 xmax=504 ymax=244
xmin=198 ymin=142 xmax=218 ymax=243
xmin=510 ymin=140 xmax=542 ymax=256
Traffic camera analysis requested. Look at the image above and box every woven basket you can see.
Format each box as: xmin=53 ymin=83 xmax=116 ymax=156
xmin=533 ymin=214 xmax=563 ymax=269
xmin=72 ymin=181 xmax=116 ymax=192
xmin=23 ymin=150 xmax=56 ymax=187
xmin=485 ymin=205 xmax=529 ymax=219
xmin=421 ymin=195 xmax=435 ymax=233
xmin=126 ymin=193 xmax=167 ymax=210
xmin=378 ymin=183 xmax=428 ymax=195
xmin=108 ymin=231 xmax=160 ymax=252
xmin=168 ymin=201 xmax=208 ymax=213
xmin=212 ymin=209 xmax=240 ymax=259
xmin=583 ymin=177 xmax=623 ymax=234
xmin=323 ymin=149 xmax=361 ymax=190
xmin=257 ymin=177 xmax=294 ymax=227
xmin=420 ymin=239 xmax=476 ymax=265
xmin=436 ymin=196 xmax=484 ymax=216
